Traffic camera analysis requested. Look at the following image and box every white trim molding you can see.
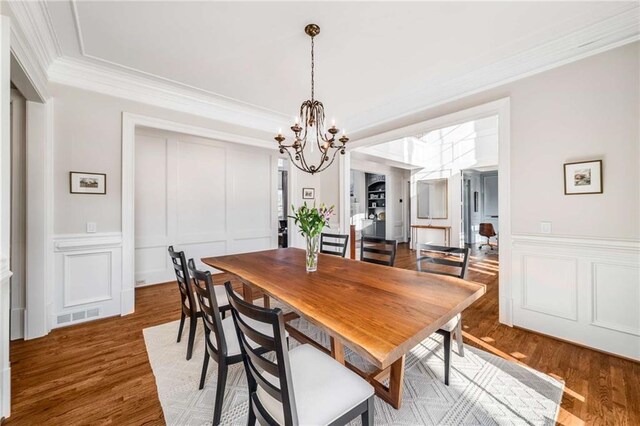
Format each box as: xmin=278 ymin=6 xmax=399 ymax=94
xmin=53 ymin=232 xmax=123 ymax=252
xmin=48 ymin=57 xmax=288 ymax=133
xmin=122 ymin=113 xmax=280 ymax=315
xmin=511 ymin=233 xmax=640 ymax=361
xmin=5 ymin=0 xmax=59 ymax=100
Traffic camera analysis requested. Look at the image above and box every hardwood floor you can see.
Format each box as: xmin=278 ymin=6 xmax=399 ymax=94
xmin=6 ymin=244 xmax=640 ymax=425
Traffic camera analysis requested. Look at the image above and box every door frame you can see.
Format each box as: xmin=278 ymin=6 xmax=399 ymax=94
xmin=121 ymin=113 xmax=279 ymax=314
xmin=342 ymin=98 xmax=512 ymax=325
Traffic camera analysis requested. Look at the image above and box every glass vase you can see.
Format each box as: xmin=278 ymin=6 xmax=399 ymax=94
xmin=305 ymin=234 xmax=320 ymax=272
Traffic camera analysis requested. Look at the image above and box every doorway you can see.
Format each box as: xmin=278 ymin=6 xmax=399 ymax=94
xmin=277 ymin=158 xmax=289 ymax=248
xmin=342 ymin=98 xmax=511 ymax=325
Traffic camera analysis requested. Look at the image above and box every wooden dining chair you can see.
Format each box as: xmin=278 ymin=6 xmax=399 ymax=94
xmin=320 ymin=233 xmax=349 ymax=257
xmin=224 ymin=282 xmax=375 ymax=426
xmin=188 ymin=260 xmax=273 ymax=426
xmin=415 ymin=243 xmax=470 ymax=385
xmin=360 ymin=235 xmax=398 ymax=266
xmin=168 ymin=246 xmax=230 ymax=360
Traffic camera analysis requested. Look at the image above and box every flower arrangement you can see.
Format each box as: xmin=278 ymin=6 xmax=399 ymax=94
xmin=289 ymin=203 xmax=334 ymax=272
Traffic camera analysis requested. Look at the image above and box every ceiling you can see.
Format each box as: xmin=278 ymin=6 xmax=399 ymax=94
xmin=37 ymin=1 xmax=640 ymax=132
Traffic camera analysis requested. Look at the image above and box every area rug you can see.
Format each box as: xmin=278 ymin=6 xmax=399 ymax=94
xmin=143 ymin=318 xmax=563 ymax=425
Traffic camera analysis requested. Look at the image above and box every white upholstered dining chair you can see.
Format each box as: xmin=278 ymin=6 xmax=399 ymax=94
xmin=224 ymin=282 xmax=375 ymax=426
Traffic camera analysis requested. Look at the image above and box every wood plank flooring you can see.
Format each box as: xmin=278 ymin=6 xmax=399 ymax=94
xmin=6 ymin=244 xmax=640 ymax=425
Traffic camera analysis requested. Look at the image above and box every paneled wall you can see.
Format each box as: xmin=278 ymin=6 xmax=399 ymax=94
xmin=52 ymin=233 xmax=123 ymax=327
xmin=511 ymin=234 xmax=639 ymax=360
xmin=134 ymin=129 xmax=277 ymax=286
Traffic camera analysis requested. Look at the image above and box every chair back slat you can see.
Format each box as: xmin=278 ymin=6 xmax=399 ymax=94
xmin=168 ymin=246 xmax=197 ymax=315
xmin=360 ymin=236 xmax=398 ymax=266
xmin=234 ymin=312 xmax=277 ymax=351
xmin=320 ymin=233 xmax=349 ymax=257
xmin=251 ymin=393 xmax=276 ymax=426
xmin=224 ymin=282 xmax=298 ymax=425
xmin=416 ymin=244 xmax=470 ymax=279
xmin=187 ymin=259 xmax=228 ymax=359
xmin=241 ymin=337 xmax=280 ymax=377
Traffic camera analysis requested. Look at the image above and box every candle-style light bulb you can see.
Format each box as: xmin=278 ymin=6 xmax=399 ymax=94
xmin=295 ymin=116 xmax=300 ymax=125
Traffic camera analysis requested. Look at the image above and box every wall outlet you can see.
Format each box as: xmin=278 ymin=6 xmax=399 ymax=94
xmin=540 ymin=221 xmax=552 ymax=234
xmin=86 ymin=222 xmax=97 ymax=233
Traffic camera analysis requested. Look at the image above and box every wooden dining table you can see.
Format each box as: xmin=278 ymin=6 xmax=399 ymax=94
xmin=202 ymin=247 xmax=485 ymax=409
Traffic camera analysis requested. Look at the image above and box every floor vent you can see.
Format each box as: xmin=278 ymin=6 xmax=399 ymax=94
xmin=57 ymin=308 xmax=101 ymax=325
xmin=57 ymin=314 xmax=71 ymax=324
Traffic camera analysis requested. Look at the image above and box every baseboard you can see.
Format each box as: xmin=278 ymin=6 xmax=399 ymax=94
xmin=513 ymin=325 xmax=640 ymax=364
xmin=0 ymin=365 xmax=10 ymax=419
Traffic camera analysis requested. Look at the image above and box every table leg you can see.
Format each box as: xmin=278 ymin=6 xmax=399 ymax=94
xmin=242 ymin=283 xmax=253 ymax=302
xmin=370 ymin=355 xmax=405 ymax=409
xmin=330 ymin=337 xmax=345 ymax=365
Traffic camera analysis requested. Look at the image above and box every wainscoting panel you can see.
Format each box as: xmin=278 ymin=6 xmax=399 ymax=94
xmin=591 ymin=262 xmax=640 ymax=336
xmin=134 ymin=130 xmax=277 ymax=286
xmin=511 ymin=234 xmax=640 ymax=360
xmin=521 ymin=255 xmax=577 ymax=321
xmin=53 ymin=233 xmax=123 ymax=328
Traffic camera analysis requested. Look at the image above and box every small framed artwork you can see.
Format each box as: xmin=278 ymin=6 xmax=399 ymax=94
xmin=302 ymin=187 xmax=315 ymax=200
xmin=564 ymin=160 xmax=602 ymax=195
xmin=70 ymin=172 xmax=107 ymax=195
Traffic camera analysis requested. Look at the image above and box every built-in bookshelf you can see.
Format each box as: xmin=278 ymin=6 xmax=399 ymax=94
xmin=366 ymin=173 xmax=386 ymax=238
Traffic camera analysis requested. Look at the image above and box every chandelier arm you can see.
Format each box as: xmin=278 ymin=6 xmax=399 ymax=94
xmin=313 ymin=146 xmax=342 ymax=174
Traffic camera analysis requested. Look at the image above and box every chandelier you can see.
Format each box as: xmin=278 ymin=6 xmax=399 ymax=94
xmin=275 ymin=24 xmax=348 ymax=175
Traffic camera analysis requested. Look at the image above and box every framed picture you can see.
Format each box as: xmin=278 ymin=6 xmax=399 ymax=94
xmin=302 ymin=187 xmax=315 ymax=199
xmin=70 ymin=172 xmax=107 ymax=195
xmin=564 ymin=160 xmax=602 ymax=195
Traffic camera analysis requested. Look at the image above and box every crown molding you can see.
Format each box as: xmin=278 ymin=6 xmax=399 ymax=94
xmin=48 ymin=56 xmax=288 ymax=133
xmin=8 ymin=1 xmax=639 ymax=135
xmin=6 ymin=0 xmax=61 ymax=100
xmin=347 ymin=3 xmax=640 ymax=135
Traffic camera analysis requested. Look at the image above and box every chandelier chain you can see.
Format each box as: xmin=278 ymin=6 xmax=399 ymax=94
xmin=310 ymin=36 xmax=315 ymax=102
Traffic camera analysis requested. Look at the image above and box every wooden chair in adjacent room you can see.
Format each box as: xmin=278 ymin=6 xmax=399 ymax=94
xmin=224 ymin=282 xmax=375 ymax=426
xmin=188 ymin=260 xmax=277 ymax=426
xmin=360 ymin=235 xmax=398 ymax=266
xmin=416 ymin=243 xmax=470 ymax=385
xmin=168 ymin=246 xmax=230 ymax=360
xmin=320 ymin=232 xmax=349 ymax=257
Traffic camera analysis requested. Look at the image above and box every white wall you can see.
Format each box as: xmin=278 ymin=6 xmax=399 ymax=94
xmin=354 ymin=42 xmax=640 ymax=359
xmin=48 ymin=84 xmax=277 ymax=328
xmin=134 ymin=128 xmax=278 ymax=286
xmin=358 ymin=43 xmax=639 ymax=241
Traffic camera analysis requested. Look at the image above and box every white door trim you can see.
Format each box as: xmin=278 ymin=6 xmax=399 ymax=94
xmin=121 ymin=113 xmax=275 ymax=315
xmin=342 ymin=98 xmax=512 ymax=325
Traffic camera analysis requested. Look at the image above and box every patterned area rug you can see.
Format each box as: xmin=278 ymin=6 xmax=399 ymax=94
xmin=143 ymin=318 xmax=563 ymax=425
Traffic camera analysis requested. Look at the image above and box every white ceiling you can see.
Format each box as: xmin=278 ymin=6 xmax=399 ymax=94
xmin=42 ymin=1 xmax=639 ymax=132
